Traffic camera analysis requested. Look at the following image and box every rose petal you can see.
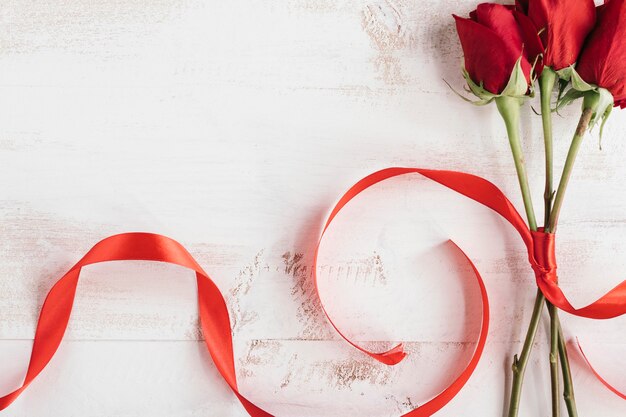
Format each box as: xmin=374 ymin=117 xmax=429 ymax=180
xmin=513 ymin=10 xmax=545 ymax=75
xmin=454 ymin=14 xmax=529 ymax=94
xmin=577 ymin=0 xmax=626 ymax=102
xmin=527 ymin=0 xmax=596 ymax=70
xmin=475 ymin=3 xmax=526 ymax=60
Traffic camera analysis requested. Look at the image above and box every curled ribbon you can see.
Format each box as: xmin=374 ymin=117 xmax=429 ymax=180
xmin=1 ymin=167 xmax=624 ymax=415
xmin=577 ymin=340 xmax=626 ymax=400
xmin=0 ymin=233 xmax=273 ymax=416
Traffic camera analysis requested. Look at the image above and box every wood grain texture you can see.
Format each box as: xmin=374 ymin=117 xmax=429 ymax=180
xmin=0 ymin=0 xmax=625 ymax=416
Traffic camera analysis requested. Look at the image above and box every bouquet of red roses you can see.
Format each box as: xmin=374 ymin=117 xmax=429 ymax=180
xmin=453 ymin=0 xmax=626 ymax=416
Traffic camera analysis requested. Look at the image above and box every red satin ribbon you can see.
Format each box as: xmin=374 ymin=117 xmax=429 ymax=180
xmin=314 ymin=168 xmax=626 ymax=326
xmin=0 ymin=233 xmax=273 ymax=417
xmin=577 ymin=340 xmax=626 ymax=400
xmin=1 ymin=167 xmax=624 ymax=414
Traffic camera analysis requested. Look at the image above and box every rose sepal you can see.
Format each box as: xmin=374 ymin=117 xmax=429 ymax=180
xmin=557 ymin=66 xmax=614 ymax=138
xmin=451 ymin=57 xmax=533 ymax=106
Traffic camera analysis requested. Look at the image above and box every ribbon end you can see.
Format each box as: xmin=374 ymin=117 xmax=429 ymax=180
xmin=371 ymin=343 xmax=407 ymax=366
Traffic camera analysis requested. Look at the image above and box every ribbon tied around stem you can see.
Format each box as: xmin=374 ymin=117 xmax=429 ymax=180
xmin=530 ymin=228 xmax=558 ymax=285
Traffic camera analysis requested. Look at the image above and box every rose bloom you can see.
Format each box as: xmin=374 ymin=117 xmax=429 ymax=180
xmin=516 ymin=0 xmax=596 ymax=70
xmin=576 ymin=0 xmax=626 ymax=107
xmin=454 ymin=3 xmax=542 ymax=95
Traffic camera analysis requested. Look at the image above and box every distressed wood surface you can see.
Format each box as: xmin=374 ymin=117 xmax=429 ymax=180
xmin=0 ymin=0 xmax=625 ymax=416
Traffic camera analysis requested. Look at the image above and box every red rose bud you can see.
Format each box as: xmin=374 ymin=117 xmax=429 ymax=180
xmin=558 ymin=0 xmax=626 ymax=134
xmin=516 ymin=0 xmax=596 ymax=71
xmin=576 ymin=0 xmax=626 ymax=108
xmin=453 ymin=3 xmax=543 ymax=103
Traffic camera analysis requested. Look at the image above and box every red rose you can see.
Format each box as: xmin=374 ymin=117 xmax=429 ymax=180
xmin=454 ymin=3 xmax=542 ymax=96
xmin=576 ymin=0 xmax=626 ymax=107
xmin=516 ymin=0 xmax=596 ymax=70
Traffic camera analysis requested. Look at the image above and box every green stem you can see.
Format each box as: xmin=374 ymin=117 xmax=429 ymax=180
xmin=496 ymin=96 xmax=543 ymax=417
xmin=541 ymin=101 xmax=595 ymax=417
xmin=547 ymin=303 xmax=578 ymax=417
xmin=539 ymin=68 xmax=563 ymax=417
xmin=496 ymin=96 xmax=538 ymax=231
xmin=540 ymin=69 xmax=556 ymax=226
xmin=549 ymin=302 xmax=560 ymax=417
xmin=548 ymin=107 xmax=593 ymax=232
xmin=508 ymin=289 xmax=545 ymax=417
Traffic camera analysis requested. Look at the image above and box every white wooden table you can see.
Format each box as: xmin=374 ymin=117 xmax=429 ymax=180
xmin=0 ymin=1 xmax=624 ymax=416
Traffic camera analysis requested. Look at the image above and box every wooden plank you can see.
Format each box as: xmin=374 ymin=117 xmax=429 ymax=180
xmin=0 ymin=0 xmax=624 ymax=415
